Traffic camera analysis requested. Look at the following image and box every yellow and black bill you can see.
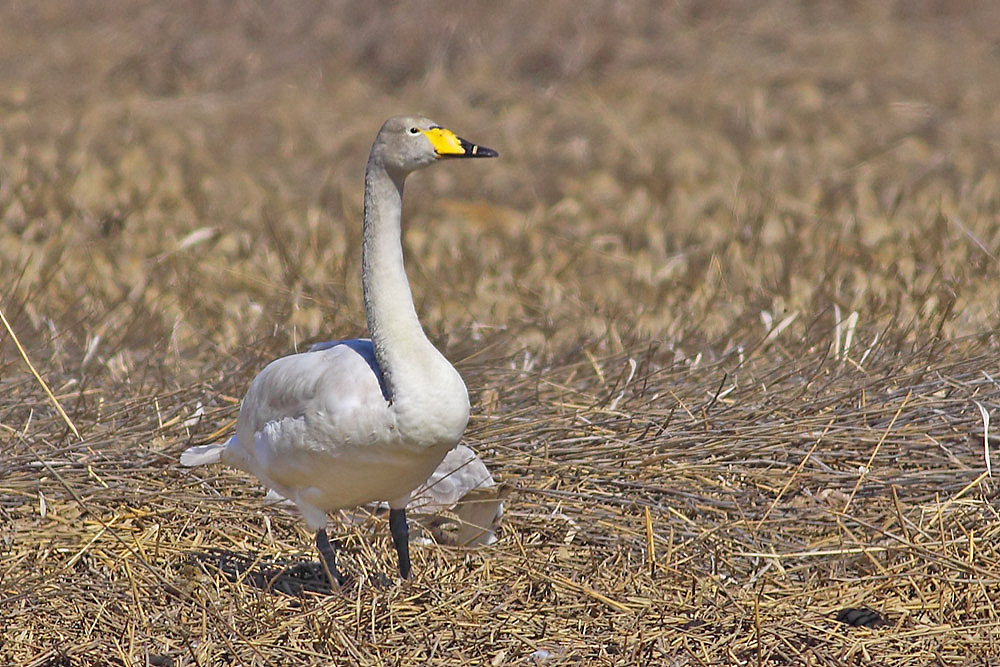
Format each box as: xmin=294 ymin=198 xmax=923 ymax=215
xmin=423 ymin=127 xmax=499 ymax=159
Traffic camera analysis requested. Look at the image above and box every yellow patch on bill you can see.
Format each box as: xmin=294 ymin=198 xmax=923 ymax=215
xmin=422 ymin=127 xmax=465 ymax=155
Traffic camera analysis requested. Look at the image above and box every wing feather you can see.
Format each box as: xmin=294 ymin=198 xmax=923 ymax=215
xmin=222 ymin=340 xmax=425 ymax=512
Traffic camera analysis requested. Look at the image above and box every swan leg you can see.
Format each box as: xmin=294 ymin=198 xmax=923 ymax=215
xmin=388 ymin=508 xmax=411 ymax=579
xmin=314 ymin=528 xmax=345 ymax=586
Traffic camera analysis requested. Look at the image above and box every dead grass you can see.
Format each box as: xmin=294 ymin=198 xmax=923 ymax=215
xmin=2 ymin=0 xmax=1000 ymax=664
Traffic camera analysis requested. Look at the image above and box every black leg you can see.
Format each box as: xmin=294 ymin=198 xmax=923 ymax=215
xmin=388 ymin=508 xmax=412 ymax=579
xmin=315 ymin=528 xmax=345 ymax=586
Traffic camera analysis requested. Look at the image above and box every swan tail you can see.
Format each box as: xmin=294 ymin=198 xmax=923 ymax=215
xmin=179 ymin=442 xmax=226 ymax=467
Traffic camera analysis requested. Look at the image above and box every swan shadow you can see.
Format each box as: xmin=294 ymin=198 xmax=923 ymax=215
xmin=186 ymin=548 xmax=369 ymax=597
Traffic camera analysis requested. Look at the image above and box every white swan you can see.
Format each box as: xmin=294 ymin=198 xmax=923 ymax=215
xmin=180 ymin=116 xmax=497 ymax=583
xmin=405 ymin=444 xmax=505 ymax=547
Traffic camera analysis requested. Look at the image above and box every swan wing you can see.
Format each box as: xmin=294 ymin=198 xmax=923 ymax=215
xmin=410 ymin=444 xmax=495 ymax=513
xmin=229 ymin=341 xmax=396 ymax=497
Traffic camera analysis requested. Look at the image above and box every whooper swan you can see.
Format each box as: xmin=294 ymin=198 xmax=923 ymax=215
xmin=180 ymin=116 xmax=497 ymax=584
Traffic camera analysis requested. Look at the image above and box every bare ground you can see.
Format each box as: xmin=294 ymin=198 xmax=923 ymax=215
xmin=2 ymin=1 xmax=1000 ymax=664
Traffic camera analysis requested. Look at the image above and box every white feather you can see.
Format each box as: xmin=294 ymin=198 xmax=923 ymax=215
xmin=179 ymin=442 xmax=225 ymax=467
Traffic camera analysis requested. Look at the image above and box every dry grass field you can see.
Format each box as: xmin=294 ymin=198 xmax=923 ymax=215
xmin=3 ymin=1 xmax=1000 ymax=664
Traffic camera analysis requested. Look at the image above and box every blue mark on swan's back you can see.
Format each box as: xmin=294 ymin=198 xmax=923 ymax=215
xmin=308 ymin=339 xmax=389 ymax=401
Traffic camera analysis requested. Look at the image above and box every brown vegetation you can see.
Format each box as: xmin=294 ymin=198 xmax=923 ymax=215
xmin=2 ymin=1 xmax=1000 ymax=664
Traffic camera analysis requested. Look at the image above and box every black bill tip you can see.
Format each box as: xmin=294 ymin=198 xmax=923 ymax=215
xmin=458 ymin=138 xmax=499 ymax=158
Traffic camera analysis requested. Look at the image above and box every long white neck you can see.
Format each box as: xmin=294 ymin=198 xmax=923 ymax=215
xmin=361 ymin=157 xmax=469 ymax=438
xmin=362 ymin=159 xmax=424 ymax=371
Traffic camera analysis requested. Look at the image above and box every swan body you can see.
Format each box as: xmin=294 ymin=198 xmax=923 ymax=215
xmin=260 ymin=442 xmax=505 ymax=546
xmin=180 ymin=116 xmax=497 ymax=582
xmin=406 ymin=443 xmax=505 ymax=547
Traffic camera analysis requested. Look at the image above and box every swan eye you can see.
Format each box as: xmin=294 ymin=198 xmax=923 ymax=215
xmin=408 ymin=127 xmax=420 ymax=135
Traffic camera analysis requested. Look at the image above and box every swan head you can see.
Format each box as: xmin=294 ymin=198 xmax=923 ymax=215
xmin=373 ymin=116 xmax=498 ymax=175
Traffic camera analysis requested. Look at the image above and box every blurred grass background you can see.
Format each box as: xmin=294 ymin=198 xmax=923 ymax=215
xmin=2 ymin=1 xmax=1000 ymax=664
